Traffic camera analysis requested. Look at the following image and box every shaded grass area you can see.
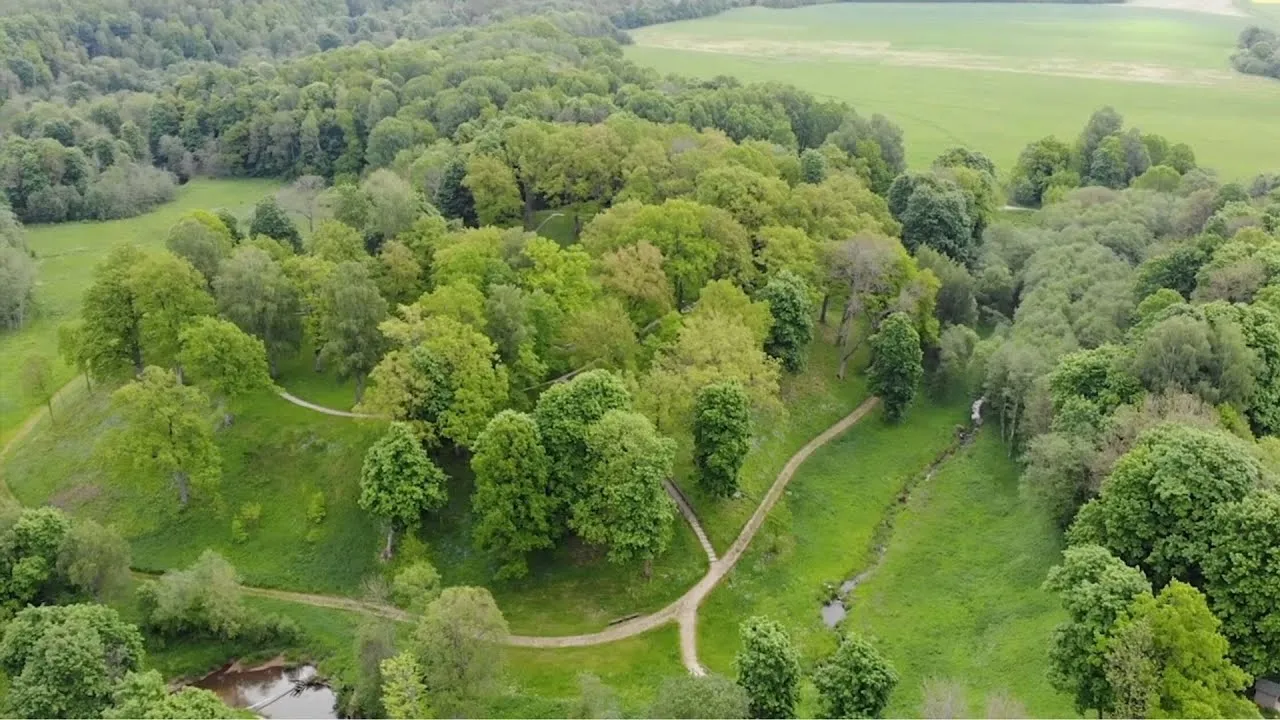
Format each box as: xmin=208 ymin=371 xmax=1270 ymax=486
xmin=0 ymin=179 xmax=279 ymax=445
xmin=842 ymin=430 xmax=1072 ymax=717
xmin=625 ymin=4 xmax=1279 ymax=179
xmin=680 ymin=326 xmax=870 ymax=552
xmin=695 ymin=395 xmax=967 ymax=699
xmin=2 ymin=378 xmax=705 ymax=634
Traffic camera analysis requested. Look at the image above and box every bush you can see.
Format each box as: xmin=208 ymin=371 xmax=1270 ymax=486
xmin=82 ymin=164 xmax=176 ymax=220
xmin=230 ymin=503 xmax=262 ymax=543
xmin=391 ymin=560 xmax=442 ymax=613
xmin=307 ymin=491 xmax=327 ymax=525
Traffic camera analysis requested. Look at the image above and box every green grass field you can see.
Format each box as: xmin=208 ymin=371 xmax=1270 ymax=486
xmin=843 ymin=430 xmax=1071 ymax=717
xmin=625 ymin=3 xmax=1280 ymax=179
xmin=0 ymin=179 xmax=279 ymax=445
xmin=694 ymin=395 xmax=1073 ymax=716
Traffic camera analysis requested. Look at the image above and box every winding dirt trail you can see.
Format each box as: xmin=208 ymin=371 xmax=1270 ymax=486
xmin=228 ymin=395 xmax=879 ymax=673
xmin=275 ymin=389 xmax=384 ymax=419
xmin=9 ymin=383 xmax=878 ymax=674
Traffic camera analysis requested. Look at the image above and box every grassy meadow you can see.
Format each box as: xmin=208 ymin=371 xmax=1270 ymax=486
xmin=0 ymin=179 xmax=279 ymax=445
xmin=625 ymin=3 xmax=1280 ymax=179
xmin=694 ymin=394 xmax=1073 ymax=716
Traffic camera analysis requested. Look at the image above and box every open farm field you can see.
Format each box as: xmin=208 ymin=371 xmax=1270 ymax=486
xmin=626 ymin=3 xmax=1280 ymax=178
xmin=0 ymin=179 xmax=279 ymax=445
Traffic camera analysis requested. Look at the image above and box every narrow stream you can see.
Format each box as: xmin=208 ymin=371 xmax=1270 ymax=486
xmin=193 ymin=662 xmax=338 ymax=719
xmin=821 ymin=398 xmax=985 ymax=628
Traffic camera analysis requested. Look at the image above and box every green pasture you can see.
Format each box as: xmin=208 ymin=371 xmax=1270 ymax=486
xmin=0 ymin=179 xmax=279 ymax=445
xmin=843 ymin=430 xmax=1071 ymax=717
xmin=626 ymin=3 xmax=1280 ymax=179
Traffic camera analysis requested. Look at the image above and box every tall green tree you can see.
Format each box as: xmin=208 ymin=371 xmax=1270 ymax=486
xmin=249 ymin=197 xmax=301 ymax=251
xmin=214 ymin=246 xmax=303 ymax=374
xmin=1043 ymin=544 xmax=1151 ymax=717
xmin=80 ymin=245 xmax=147 ymax=377
xmin=178 ymin=317 xmax=274 ymax=417
xmin=411 ymin=587 xmax=509 ymax=717
xmin=1105 ymin=581 xmax=1257 ymax=719
xmin=758 ymin=270 xmax=814 ymax=373
xmin=1069 ymin=423 xmax=1262 ymax=586
xmin=470 ymin=411 xmax=555 ymax=579
xmin=360 ymin=423 xmax=448 ymax=559
xmin=533 ymin=369 xmax=632 ymax=515
xmin=129 ymin=252 xmax=215 ymax=376
xmin=572 ymin=410 xmax=677 ymax=566
xmin=735 ymin=616 xmax=802 ymax=719
xmin=868 ymin=311 xmax=923 ymax=421
xmin=101 ymin=367 xmax=219 ymax=507
xmin=318 ymin=262 xmax=387 ymax=402
xmin=0 ymin=603 xmax=145 ymax=719
xmin=812 ymin=633 xmax=899 ymax=719
xmin=692 ymin=382 xmax=753 ymax=498
xmin=1203 ymin=492 xmax=1280 ymax=678
xmin=381 ymin=652 xmax=431 ymax=720
xmin=105 ymin=670 xmax=236 ymax=719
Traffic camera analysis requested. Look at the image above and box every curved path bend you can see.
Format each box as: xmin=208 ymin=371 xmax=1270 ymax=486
xmin=11 ymin=383 xmax=877 ymax=675
xmin=249 ymin=394 xmax=879 ymax=673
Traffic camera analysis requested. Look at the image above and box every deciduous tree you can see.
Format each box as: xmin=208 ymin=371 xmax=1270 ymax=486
xmin=249 ymin=197 xmax=301 ymax=251
xmin=215 ymin=246 xmax=303 ymax=374
xmin=101 ymin=367 xmax=218 ymax=507
xmin=758 ymin=270 xmax=814 ymax=373
xmin=360 ymin=423 xmax=447 ymax=560
xmin=812 ymin=633 xmax=899 ymax=719
xmin=693 ymin=382 xmax=752 ymax=498
xmin=318 ymin=262 xmax=387 ymax=402
xmin=411 ymin=587 xmax=509 ymax=716
xmin=649 ymin=673 xmax=750 ymax=719
xmin=735 ymin=616 xmax=801 ymax=719
xmin=471 ymin=411 xmax=555 ymax=579
xmin=178 ymin=317 xmax=274 ymax=418
xmin=572 ymin=410 xmax=676 ymax=565
xmin=868 ymin=312 xmax=923 ymax=421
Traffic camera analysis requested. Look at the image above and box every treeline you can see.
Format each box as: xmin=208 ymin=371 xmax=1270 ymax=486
xmin=0 ymin=17 xmax=904 ymax=227
xmin=1233 ymin=25 xmax=1280 ymax=80
xmin=0 ymin=0 xmax=828 ymax=97
xmin=917 ymin=108 xmax=1280 ymax=714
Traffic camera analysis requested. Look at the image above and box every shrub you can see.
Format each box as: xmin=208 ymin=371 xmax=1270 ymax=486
xmin=307 ymin=491 xmax=327 ymax=525
xmin=391 ymin=560 xmax=442 ymax=613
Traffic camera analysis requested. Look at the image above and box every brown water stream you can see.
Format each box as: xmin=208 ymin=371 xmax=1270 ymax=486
xmin=193 ymin=662 xmax=338 ymax=719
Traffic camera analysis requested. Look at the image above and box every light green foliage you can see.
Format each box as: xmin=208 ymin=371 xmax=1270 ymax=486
xmin=392 ymin=560 xmax=443 ymax=614
xmin=520 ymin=237 xmax=594 ymax=313
xmin=1009 ymin=136 xmax=1073 ymax=207
xmin=572 ymin=672 xmax=622 ymax=720
xmin=915 ymin=246 xmax=977 ymax=328
xmin=130 ymin=251 xmax=216 ymax=371
xmin=694 ymin=280 xmax=773 ymax=346
xmin=0 ymin=603 xmax=144 ymax=719
xmin=307 ymin=220 xmax=368 ymax=263
xmin=1106 ymin=581 xmax=1258 ymax=720
xmin=165 ymin=215 xmax=232 ymax=286
xmin=1132 ymin=165 xmax=1182 ymax=193
xmin=432 ymin=227 xmax=512 ymax=289
xmin=1069 ymin=423 xmax=1262 ymax=586
xmin=470 ymin=410 xmax=555 ymax=579
xmin=80 ymin=245 xmax=147 ymax=378
xmin=364 ymin=316 xmax=509 ymax=449
xmin=648 ymin=673 xmax=749 ymax=719
xmin=465 ymin=154 xmax=523 ymax=226
xmin=56 ymin=518 xmax=131 ymax=603
xmin=573 ymin=410 xmax=677 ymax=564
xmin=360 ymin=422 xmax=448 ymax=557
xmin=1043 ymin=544 xmax=1152 ymax=716
xmin=693 ymin=382 xmax=753 ymax=498
xmin=215 ymin=246 xmax=303 ymax=373
xmin=105 ymin=670 xmax=236 ymax=719
xmin=410 ymin=281 xmax=488 ymax=332
xmin=382 ymin=652 xmax=432 ymax=720
xmin=600 ymin=241 xmax=674 ymax=326
xmin=694 ymin=164 xmax=789 ymax=229
xmin=411 ymin=587 xmax=509 ymax=716
xmin=231 ymin=502 xmax=263 ymax=543
xmin=179 ymin=317 xmax=274 ymax=407
xmin=1203 ymin=492 xmax=1280 ymax=678
xmin=734 ymin=616 xmax=802 ymax=719
xmin=307 ymin=491 xmax=327 ymax=525
xmin=755 ymin=225 xmax=819 ymax=288
xmin=582 ymin=199 xmax=753 ymax=307
xmin=812 ymin=633 xmax=899 ymax=719
xmin=318 ymin=261 xmax=388 ymax=401
xmin=102 ymin=366 xmax=219 ymax=507
xmin=868 ymin=312 xmax=923 ymax=422
xmin=641 ymin=309 xmax=782 ymax=433
xmin=22 ymin=354 xmax=56 ymax=419
xmin=138 ymin=550 xmax=245 ymax=639
xmin=377 ymin=240 xmax=425 ymax=307
xmin=554 ymin=298 xmax=640 ymax=372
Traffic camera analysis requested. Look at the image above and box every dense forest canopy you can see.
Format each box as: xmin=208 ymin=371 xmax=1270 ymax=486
xmin=3 ymin=0 xmax=1280 ymax=715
